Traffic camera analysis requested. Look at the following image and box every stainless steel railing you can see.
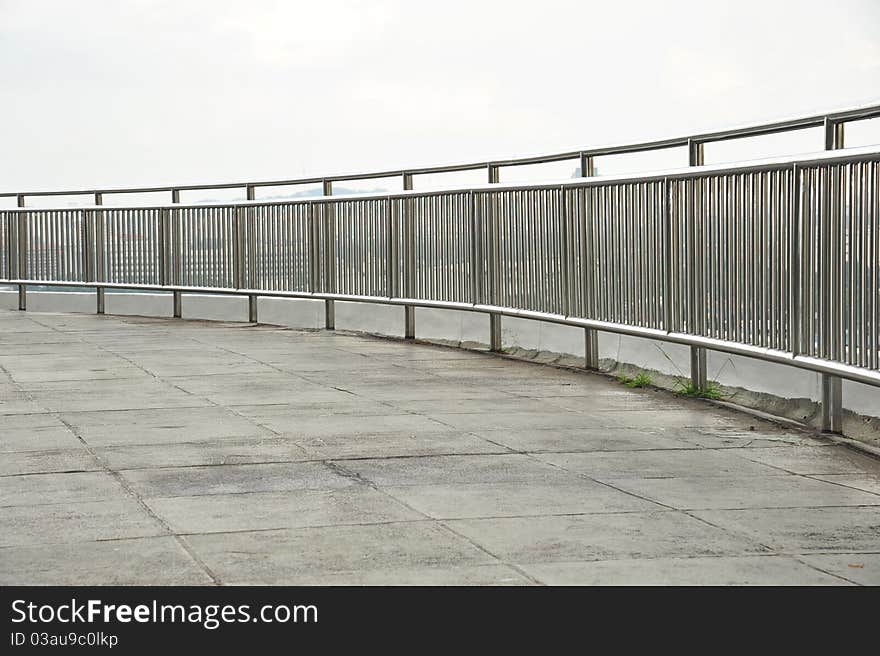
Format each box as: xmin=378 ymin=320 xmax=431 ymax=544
xmin=2 ymin=107 xmax=879 ymax=434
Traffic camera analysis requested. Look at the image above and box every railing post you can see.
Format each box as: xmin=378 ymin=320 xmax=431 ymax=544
xmin=2 ymin=210 xmax=10 ymax=286
xmin=789 ymin=164 xmax=802 ymax=359
xmin=402 ymin=173 xmax=415 ymax=339
xmin=469 ymin=190 xmax=483 ymax=318
xmin=487 ymin=164 xmax=502 ymax=351
xmin=579 ymin=152 xmax=595 ymax=178
xmin=16 ymin=194 xmax=26 ymax=311
xmin=322 ymin=179 xmax=335 ymax=330
xmin=580 ymin=153 xmax=600 ymax=369
xmin=159 ymin=207 xmax=170 ymax=287
xmin=93 ymin=192 xmax=105 ymax=314
xmin=308 ymin=202 xmax=320 ymax=294
xmin=233 ymin=205 xmax=244 ymax=289
xmin=687 ymin=138 xmax=707 ymax=392
xmin=820 ymin=118 xmax=844 ymax=433
xmin=245 ymin=185 xmax=257 ymax=323
xmin=170 ymin=189 xmax=182 ymax=318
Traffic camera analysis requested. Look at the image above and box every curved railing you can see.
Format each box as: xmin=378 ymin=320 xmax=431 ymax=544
xmin=2 ymin=105 xmax=879 ymax=433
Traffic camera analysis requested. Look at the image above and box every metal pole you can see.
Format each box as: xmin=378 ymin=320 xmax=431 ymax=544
xmin=687 ymin=139 xmax=708 ymax=391
xmin=580 ymin=153 xmax=600 ymax=369
xmin=402 ymin=173 xmax=415 ymax=339
xmin=159 ymin=207 xmax=170 ymax=287
xmin=170 ymin=189 xmax=182 ymax=318
xmin=16 ymin=194 xmax=26 ymax=311
xmin=487 ymin=164 xmax=502 ymax=351
xmin=246 ymin=185 xmax=257 ymax=323
xmin=94 ymin=192 xmax=105 ymax=314
xmin=820 ymin=118 xmax=844 ymax=432
xmin=579 ymin=152 xmax=595 ymax=178
xmin=322 ymin=179 xmax=335 ymax=330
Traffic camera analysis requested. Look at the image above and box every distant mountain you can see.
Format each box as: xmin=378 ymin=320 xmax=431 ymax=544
xmin=194 ymin=186 xmax=388 ymax=204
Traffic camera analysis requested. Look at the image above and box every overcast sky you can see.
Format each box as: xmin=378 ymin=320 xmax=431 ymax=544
xmin=2 ymin=0 xmax=879 ymax=197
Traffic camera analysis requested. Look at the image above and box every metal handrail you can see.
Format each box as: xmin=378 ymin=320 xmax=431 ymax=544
xmin=2 ymin=102 xmax=878 ymax=200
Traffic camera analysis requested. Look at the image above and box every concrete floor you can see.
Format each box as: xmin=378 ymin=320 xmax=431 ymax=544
xmin=1 ymin=309 xmax=879 ymax=586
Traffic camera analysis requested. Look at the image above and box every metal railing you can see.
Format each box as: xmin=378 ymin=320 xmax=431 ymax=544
xmin=2 ymin=104 xmax=879 ymax=433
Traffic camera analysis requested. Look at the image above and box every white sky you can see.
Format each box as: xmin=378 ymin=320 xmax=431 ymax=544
xmin=2 ymin=0 xmax=879 ymax=197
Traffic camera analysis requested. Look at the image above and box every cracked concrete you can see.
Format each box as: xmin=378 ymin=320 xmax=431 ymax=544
xmin=1 ymin=309 xmax=878 ymax=585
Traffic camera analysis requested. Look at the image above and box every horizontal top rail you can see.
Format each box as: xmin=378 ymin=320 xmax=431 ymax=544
xmin=3 ymin=101 xmax=879 ymax=200
xmin=5 ymin=145 xmax=879 ymax=212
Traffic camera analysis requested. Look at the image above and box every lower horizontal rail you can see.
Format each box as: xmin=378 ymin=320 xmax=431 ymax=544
xmin=4 ymin=278 xmax=879 ymax=389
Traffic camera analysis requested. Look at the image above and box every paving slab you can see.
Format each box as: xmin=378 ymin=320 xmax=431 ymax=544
xmin=20 ymin=379 xmax=210 ymax=412
xmin=120 ymin=462 xmax=354 ymax=498
xmin=446 ymin=512 xmax=770 ymax=563
xmin=1 ymin=414 xmax=82 ymax=452
xmin=91 ymin=437 xmax=312 ymax=470
xmin=474 ymin=427 xmax=693 ymax=453
xmin=536 ymin=449 xmax=785 ymax=480
xmin=270 ymin=564 xmax=532 ymax=586
xmin=58 ymin=407 xmax=273 ymax=447
xmin=794 ymin=553 xmax=880 ymax=585
xmin=145 ymin=487 xmax=422 ymax=534
xmin=183 ymin=522 xmax=500 ymax=585
xmin=294 ymin=431 xmax=505 ymax=460
xmin=609 ymin=474 xmax=880 ymax=510
xmin=690 ymin=507 xmax=880 ymax=553
xmin=809 ymin=474 xmax=880 ymax=495
xmin=730 ymin=445 xmax=880 ymax=475
xmin=0 ymin=448 xmax=102 ymax=476
xmin=519 ymin=556 xmax=849 ymax=585
xmin=0 ymin=471 xmax=124 ymax=507
xmin=0 ymin=537 xmax=213 ymax=585
xmin=335 ymin=453 xmax=583 ymax=487
xmin=245 ymin=411 xmax=452 ymax=439
xmin=0 ymin=498 xmax=164 ymax=547
xmin=382 ymin=481 xmax=659 ymax=519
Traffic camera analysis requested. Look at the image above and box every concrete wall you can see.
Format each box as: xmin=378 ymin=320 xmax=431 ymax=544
xmin=2 ymin=289 xmax=877 ymax=444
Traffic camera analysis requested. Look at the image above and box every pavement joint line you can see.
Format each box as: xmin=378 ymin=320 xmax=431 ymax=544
xmin=800 ymin=473 xmax=880 ymax=496
xmin=788 ymin=554 xmax=862 ymax=585
xmin=0 ymin=446 xmax=809 ymax=475
xmin=521 ymin=450 xmax=685 ymax=514
xmin=0 ymin=468 xmax=104 ymax=479
xmin=731 ymin=458 xmax=880 ymax=496
xmin=322 ymin=457 xmax=540 ymax=582
xmin=3 ymin=406 xmax=219 ymax=415
xmin=675 ymin=507 xmax=861 ymax=585
xmin=434 ymin=519 xmax=546 ymax=586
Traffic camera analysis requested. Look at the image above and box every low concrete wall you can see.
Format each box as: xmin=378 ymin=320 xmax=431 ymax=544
xmin=2 ymin=289 xmax=877 ymax=446
xmin=106 ymin=292 xmax=173 ymax=317
xmin=335 ymin=301 xmax=405 ymax=338
xmin=414 ymin=307 xmax=489 ymax=348
xmin=257 ymin=297 xmax=324 ymax=329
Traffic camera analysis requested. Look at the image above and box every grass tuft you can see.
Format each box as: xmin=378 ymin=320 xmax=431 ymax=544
xmin=618 ymin=372 xmax=653 ymax=388
xmin=675 ymin=379 xmax=724 ymax=400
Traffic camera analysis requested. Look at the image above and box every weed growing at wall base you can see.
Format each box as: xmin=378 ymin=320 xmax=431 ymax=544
xmin=675 ymin=379 xmax=724 ymax=400
xmin=618 ymin=372 xmax=653 ymax=388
